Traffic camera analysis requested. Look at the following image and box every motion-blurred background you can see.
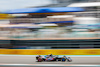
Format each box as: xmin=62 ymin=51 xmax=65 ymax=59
xmin=0 ymin=0 xmax=100 ymax=49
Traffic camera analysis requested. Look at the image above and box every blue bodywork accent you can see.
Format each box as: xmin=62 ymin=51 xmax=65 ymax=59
xmin=2 ymin=7 xmax=85 ymax=14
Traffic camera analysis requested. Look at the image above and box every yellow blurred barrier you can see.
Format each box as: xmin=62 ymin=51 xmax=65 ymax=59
xmin=0 ymin=14 xmax=9 ymax=19
xmin=0 ymin=49 xmax=100 ymax=55
xmin=0 ymin=14 xmax=13 ymax=19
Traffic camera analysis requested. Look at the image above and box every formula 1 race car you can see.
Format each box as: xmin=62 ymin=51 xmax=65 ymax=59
xmin=36 ymin=54 xmax=72 ymax=62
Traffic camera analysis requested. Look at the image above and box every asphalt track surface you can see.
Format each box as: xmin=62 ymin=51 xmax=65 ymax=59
xmin=0 ymin=55 xmax=100 ymax=67
xmin=0 ymin=55 xmax=100 ymax=64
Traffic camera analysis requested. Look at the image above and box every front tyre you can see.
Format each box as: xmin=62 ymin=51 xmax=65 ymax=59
xmin=61 ymin=58 xmax=66 ymax=62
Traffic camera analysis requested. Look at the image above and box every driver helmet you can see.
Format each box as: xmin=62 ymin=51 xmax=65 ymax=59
xmin=50 ymin=54 xmax=52 ymax=56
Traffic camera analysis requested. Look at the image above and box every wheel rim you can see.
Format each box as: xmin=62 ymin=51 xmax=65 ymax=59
xmin=62 ymin=58 xmax=66 ymax=61
xmin=38 ymin=58 xmax=42 ymax=62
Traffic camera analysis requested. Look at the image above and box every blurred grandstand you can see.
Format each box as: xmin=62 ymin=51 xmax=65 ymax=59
xmin=0 ymin=0 xmax=100 ymax=49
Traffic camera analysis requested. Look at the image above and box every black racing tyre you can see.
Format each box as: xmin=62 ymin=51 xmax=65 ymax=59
xmin=61 ymin=58 xmax=66 ymax=62
xmin=36 ymin=57 xmax=39 ymax=60
xmin=38 ymin=58 xmax=43 ymax=62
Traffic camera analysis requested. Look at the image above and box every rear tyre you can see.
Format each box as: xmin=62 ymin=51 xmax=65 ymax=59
xmin=38 ymin=58 xmax=43 ymax=62
xmin=36 ymin=57 xmax=39 ymax=60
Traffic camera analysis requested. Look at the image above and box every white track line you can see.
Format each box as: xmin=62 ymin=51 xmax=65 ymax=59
xmin=0 ymin=64 xmax=100 ymax=66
